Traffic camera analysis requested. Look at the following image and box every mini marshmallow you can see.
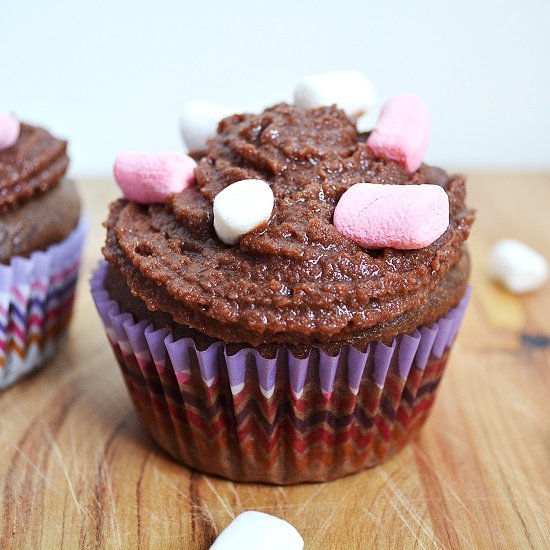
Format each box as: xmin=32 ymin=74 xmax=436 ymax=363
xmin=210 ymin=511 xmax=304 ymax=550
xmin=294 ymin=70 xmax=377 ymax=119
xmin=0 ymin=111 xmax=20 ymax=150
xmin=180 ymin=100 xmax=237 ymax=152
xmin=333 ymin=183 xmax=449 ymax=250
xmin=490 ymin=239 xmax=549 ymax=294
xmin=367 ymin=94 xmax=430 ymax=173
xmin=213 ymin=179 xmax=274 ymax=245
xmin=113 ymin=151 xmax=196 ymax=204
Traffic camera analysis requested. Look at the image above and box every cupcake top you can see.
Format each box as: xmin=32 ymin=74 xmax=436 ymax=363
xmin=0 ymin=123 xmax=69 ymax=212
xmin=0 ymin=119 xmax=80 ymax=262
xmin=104 ymin=103 xmax=475 ymax=348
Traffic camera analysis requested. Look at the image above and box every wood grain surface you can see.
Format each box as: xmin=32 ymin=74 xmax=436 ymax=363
xmin=1 ymin=174 xmax=549 ymax=549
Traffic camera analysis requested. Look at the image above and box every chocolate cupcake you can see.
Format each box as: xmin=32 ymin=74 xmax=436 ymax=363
xmin=92 ymin=96 xmax=474 ymax=483
xmin=0 ymin=113 xmax=86 ymax=390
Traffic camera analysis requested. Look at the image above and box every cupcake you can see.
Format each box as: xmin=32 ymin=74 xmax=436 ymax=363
xmin=0 ymin=112 xmax=86 ymax=390
xmin=92 ymin=87 xmax=474 ymax=483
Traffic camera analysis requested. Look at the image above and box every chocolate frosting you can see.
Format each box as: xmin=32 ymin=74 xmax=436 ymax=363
xmin=0 ymin=178 xmax=81 ymax=263
xmin=104 ymin=104 xmax=475 ymax=347
xmin=0 ymin=123 xmax=69 ymax=213
xmin=0 ymin=122 xmax=80 ymax=264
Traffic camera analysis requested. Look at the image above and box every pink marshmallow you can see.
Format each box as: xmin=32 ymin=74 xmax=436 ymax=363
xmin=333 ymin=183 xmax=449 ymax=249
xmin=367 ymin=94 xmax=430 ymax=173
xmin=0 ymin=111 xmax=20 ymax=151
xmin=113 ymin=152 xmax=197 ymax=204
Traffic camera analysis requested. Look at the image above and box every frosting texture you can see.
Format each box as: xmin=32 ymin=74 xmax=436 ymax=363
xmin=0 ymin=123 xmax=69 ymax=213
xmin=104 ymin=104 xmax=474 ymax=347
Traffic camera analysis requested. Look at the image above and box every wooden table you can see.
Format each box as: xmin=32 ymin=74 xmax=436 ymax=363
xmin=1 ymin=174 xmax=549 ymax=549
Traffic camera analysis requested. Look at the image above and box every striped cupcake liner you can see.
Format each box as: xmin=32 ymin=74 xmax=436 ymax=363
xmin=0 ymin=216 xmax=87 ymax=390
xmin=92 ymin=261 xmax=470 ymax=484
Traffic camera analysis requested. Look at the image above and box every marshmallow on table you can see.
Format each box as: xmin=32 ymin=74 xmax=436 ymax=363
xmin=367 ymin=94 xmax=430 ymax=173
xmin=294 ymin=70 xmax=377 ymax=119
xmin=0 ymin=111 xmax=20 ymax=151
xmin=180 ymin=100 xmax=237 ymax=152
xmin=210 ymin=511 xmax=304 ymax=550
xmin=490 ymin=239 xmax=549 ymax=294
xmin=333 ymin=183 xmax=449 ymax=250
xmin=213 ymin=179 xmax=274 ymax=245
xmin=113 ymin=152 xmax=197 ymax=204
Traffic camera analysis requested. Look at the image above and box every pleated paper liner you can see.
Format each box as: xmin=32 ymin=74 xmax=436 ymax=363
xmin=92 ymin=261 xmax=470 ymax=484
xmin=0 ymin=216 xmax=87 ymax=390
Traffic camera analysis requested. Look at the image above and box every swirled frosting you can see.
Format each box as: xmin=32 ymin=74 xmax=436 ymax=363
xmin=104 ymin=104 xmax=474 ymax=348
xmin=0 ymin=123 xmax=69 ymax=212
xmin=0 ymin=123 xmax=79 ymax=262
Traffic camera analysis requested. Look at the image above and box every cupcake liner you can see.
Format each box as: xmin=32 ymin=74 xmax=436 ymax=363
xmin=0 ymin=216 xmax=87 ymax=389
xmin=92 ymin=261 xmax=470 ymax=484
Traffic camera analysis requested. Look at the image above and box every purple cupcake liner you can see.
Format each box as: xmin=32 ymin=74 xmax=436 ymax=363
xmin=91 ymin=261 xmax=471 ymax=482
xmin=0 ymin=216 xmax=88 ymax=389
xmin=92 ymin=260 xmax=470 ymax=481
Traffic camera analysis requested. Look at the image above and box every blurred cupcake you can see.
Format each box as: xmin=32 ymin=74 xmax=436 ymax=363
xmin=92 ymin=86 xmax=474 ymax=483
xmin=0 ymin=112 xmax=86 ymax=390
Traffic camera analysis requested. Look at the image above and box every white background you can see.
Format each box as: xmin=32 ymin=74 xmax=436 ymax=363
xmin=2 ymin=0 xmax=549 ymax=177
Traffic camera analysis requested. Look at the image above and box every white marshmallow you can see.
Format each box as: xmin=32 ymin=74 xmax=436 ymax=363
xmin=0 ymin=111 xmax=20 ymax=150
xmin=180 ymin=100 xmax=237 ymax=151
xmin=294 ymin=70 xmax=377 ymax=118
xmin=210 ymin=511 xmax=304 ymax=550
xmin=490 ymin=239 xmax=549 ymax=294
xmin=213 ymin=179 xmax=274 ymax=245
